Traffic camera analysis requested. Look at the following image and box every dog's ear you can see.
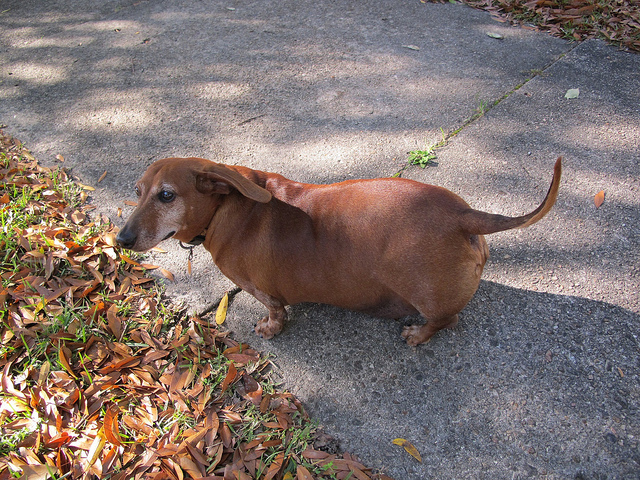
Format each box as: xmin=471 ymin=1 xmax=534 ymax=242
xmin=195 ymin=166 xmax=272 ymax=203
xmin=195 ymin=175 xmax=233 ymax=196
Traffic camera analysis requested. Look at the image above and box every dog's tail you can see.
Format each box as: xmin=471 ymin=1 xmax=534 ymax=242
xmin=460 ymin=157 xmax=562 ymax=235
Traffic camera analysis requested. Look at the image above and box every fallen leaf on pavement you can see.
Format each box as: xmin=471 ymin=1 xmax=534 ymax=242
xmin=392 ymin=438 xmax=422 ymax=463
xmin=160 ymin=268 xmax=175 ymax=281
xmin=216 ymin=292 xmax=229 ymax=325
xmin=76 ymin=182 xmax=95 ymax=191
xmin=565 ymin=88 xmax=580 ymax=99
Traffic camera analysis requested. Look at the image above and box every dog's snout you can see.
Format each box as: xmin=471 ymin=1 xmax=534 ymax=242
xmin=116 ymin=226 xmax=137 ymax=250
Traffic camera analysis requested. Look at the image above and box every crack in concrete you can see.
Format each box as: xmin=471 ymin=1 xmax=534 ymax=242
xmin=396 ymin=42 xmax=581 ymax=177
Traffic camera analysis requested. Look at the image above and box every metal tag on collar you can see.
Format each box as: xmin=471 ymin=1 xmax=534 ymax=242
xmin=179 ymin=240 xmax=195 ymax=275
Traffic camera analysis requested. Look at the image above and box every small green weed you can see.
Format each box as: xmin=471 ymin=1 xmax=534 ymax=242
xmin=406 ymin=129 xmax=447 ymax=169
xmin=0 ymin=424 xmax=33 ymax=457
xmin=407 ymin=147 xmax=437 ymax=168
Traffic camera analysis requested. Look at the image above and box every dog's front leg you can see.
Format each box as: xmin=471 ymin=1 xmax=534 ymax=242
xmin=255 ymin=304 xmax=288 ymax=339
xmin=242 ymin=287 xmax=288 ymax=339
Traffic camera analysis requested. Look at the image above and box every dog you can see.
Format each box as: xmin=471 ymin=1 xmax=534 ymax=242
xmin=116 ymin=156 xmax=561 ymax=346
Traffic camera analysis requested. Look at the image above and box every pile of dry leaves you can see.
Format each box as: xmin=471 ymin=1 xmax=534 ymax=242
xmin=0 ymin=132 xmax=390 ymax=479
xmin=430 ymin=0 xmax=640 ymax=52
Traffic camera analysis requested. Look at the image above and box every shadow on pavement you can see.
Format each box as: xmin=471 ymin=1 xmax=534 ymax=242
xmin=225 ymin=280 xmax=639 ymax=480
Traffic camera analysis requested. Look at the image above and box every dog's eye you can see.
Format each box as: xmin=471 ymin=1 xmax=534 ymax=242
xmin=134 ymin=186 xmax=141 ymax=197
xmin=158 ymin=190 xmax=175 ymax=203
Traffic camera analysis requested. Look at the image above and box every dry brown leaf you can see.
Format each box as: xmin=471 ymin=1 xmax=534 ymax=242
xmin=348 ymin=466 xmax=372 ymax=480
xmin=219 ymin=422 xmax=233 ymax=448
xmin=120 ymin=254 xmax=141 ymax=266
xmin=207 ymin=442 xmax=224 ymax=469
xmin=594 ymin=190 xmax=605 ymax=208
xmin=19 ymin=464 xmax=58 ymax=480
xmin=241 ymin=373 xmax=262 ymax=406
xmin=179 ymin=455 xmax=204 ymax=478
xmin=259 ymin=393 xmax=272 ymax=414
xmin=103 ymin=232 xmax=117 ymax=247
xmin=98 ymin=170 xmax=108 ymax=183
xmin=101 ymin=446 xmax=120 ymax=476
xmin=44 ymin=432 xmax=73 ymax=449
xmin=263 ymin=451 xmax=285 ymax=480
xmin=38 ymin=361 xmax=51 ymax=385
xmin=58 ymin=345 xmax=76 ymax=378
xmin=220 ymin=362 xmax=238 ymax=394
xmin=301 ymin=448 xmax=330 ymax=460
xmin=56 ymin=448 xmax=72 ymax=476
xmin=275 ymin=411 xmax=292 ymax=430
xmin=107 ymin=304 xmax=122 ymax=341
xmin=69 ymin=209 xmax=87 ymax=224
xmin=262 ymin=439 xmax=282 ymax=448
xmin=98 ymin=356 xmax=141 ymax=374
xmin=103 ymin=403 xmax=122 ymax=446
xmin=160 ymin=268 xmax=175 ymax=282
xmin=225 ymin=353 xmax=260 ymax=366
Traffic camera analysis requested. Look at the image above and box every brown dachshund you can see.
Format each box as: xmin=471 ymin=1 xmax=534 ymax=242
xmin=116 ymin=157 xmax=561 ymax=346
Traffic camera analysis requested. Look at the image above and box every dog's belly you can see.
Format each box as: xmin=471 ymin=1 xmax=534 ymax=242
xmin=287 ymin=277 xmax=419 ymax=319
xmin=357 ymin=298 xmax=419 ymax=319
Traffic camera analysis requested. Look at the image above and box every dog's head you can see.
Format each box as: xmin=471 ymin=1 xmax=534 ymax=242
xmin=116 ymin=157 xmax=271 ymax=251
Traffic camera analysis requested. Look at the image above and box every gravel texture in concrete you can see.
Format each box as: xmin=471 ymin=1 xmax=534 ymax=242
xmin=1 ymin=1 xmax=638 ymax=478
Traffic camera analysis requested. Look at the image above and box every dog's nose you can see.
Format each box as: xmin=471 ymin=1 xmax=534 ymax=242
xmin=116 ymin=227 xmax=137 ymax=250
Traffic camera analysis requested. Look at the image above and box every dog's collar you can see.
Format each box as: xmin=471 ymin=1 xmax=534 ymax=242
xmin=186 ymin=234 xmax=206 ymax=246
xmin=179 ymin=230 xmax=207 ymax=248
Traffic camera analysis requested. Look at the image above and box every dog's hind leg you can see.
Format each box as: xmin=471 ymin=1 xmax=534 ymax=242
xmin=401 ymin=314 xmax=459 ymax=346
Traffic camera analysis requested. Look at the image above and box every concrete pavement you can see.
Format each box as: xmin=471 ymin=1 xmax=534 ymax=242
xmin=1 ymin=1 xmax=638 ymax=478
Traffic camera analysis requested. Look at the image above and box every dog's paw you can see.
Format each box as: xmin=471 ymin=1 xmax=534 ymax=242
xmin=401 ymin=325 xmax=430 ymax=347
xmin=254 ymin=316 xmax=279 ymax=339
